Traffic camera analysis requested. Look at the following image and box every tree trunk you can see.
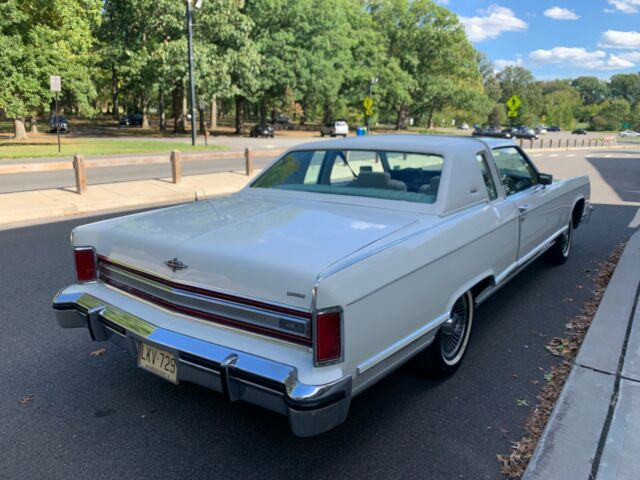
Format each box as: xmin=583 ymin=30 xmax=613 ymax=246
xmin=172 ymin=82 xmax=185 ymax=133
xmin=210 ymin=97 xmax=217 ymax=129
xmin=112 ymin=67 xmax=119 ymax=119
xmin=235 ymin=95 xmax=245 ymax=135
xmin=322 ymin=103 xmax=332 ymax=124
xmin=259 ymin=98 xmax=268 ymax=125
xmin=199 ymin=107 xmax=206 ymax=133
xmin=142 ymin=101 xmax=151 ymax=129
xmin=158 ymin=90 xmax=166 ymax=131
xmin=426 ymin=105 xmax=436 ymax=130
xmin=13 ymin=118 xmax=28 ymax=139
xmin=29 ymin=116 xmax=38 ymax=133
xmin=395 ymin=102 xmax=408 ymax=130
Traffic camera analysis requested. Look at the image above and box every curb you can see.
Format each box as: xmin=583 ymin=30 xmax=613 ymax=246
xmin=523 ymin=231 xmax=640 ymax=479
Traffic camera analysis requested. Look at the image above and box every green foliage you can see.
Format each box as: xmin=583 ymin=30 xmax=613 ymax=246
xmin=571 ymin=76 xmax=609 ymax=105
xmin=591 ymin=99 xmax=631 ymax=131
xmin=0 ymin=0 xmax=100 ymax=121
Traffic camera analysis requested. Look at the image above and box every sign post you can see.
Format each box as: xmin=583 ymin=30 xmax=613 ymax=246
xmin=50 ymin=75 xmax=62 ymax=153
xmin=363 ymin=96 xmax=374 ymax=132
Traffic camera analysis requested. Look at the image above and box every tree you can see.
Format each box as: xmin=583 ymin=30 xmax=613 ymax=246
xmin=497 ymin=66 xmax=542 ymax=123
xmin=571 ymin=76 xmax=608 ymax=105
xmin=0 ymin=0 xmax=101 ymax=138
xmin=591 ymin=99 xmax=630 ymax=131
xmin=609 ymin=73 xmax=640 ymax=104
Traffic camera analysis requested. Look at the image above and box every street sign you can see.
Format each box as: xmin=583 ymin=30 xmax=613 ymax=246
xmin=363 ymin=96 xmax=374 ymax=116
xmin=506 ymin=95 xmax=521 ymax=118
xmin=50 ymin=75 xmax=61 ymax=92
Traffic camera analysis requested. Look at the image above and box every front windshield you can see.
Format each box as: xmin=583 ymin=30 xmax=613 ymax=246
xmin=251 ymin=149 xmax=444 ymax=204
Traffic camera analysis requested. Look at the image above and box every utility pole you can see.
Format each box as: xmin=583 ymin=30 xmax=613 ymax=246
xmin=186 ymin=0 xmax=198 ymax=146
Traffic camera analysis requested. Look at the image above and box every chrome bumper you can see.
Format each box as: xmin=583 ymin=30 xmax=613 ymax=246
xmin=52 ymin=290 xmax=351 ymax=437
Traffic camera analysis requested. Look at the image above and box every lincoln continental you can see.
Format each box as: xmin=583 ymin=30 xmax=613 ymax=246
xmin=53 ymin=135 xmax=592 ymax=436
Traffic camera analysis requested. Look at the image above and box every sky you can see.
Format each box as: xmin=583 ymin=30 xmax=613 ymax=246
xmin=441 ymin=0 xmax=640 ymax=79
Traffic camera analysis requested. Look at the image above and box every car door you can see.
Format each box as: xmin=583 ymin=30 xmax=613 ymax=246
xmin=491 ymin=146 xmax=557 ymax=261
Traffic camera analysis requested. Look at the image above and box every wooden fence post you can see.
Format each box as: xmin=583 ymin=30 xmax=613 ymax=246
xmin=519 ymin=138 xmax=523 ymax=147
xmin=73 ymin=154 xmax=87 ymax=195
xmin=245 ymin=147 xmax=253 ymax=176
xmin=550 ymin=139 xmax=553 ymax=148
xmin=565 ymin=139 xmax=569 ymax=149
xmin=582 ymin=139 xmax=585 ymax=147
xmin=595 ymin=139 xmax=598 ymax=147
xmin=539 ymin=138 xmax=543 ymax=148
xmin=170 ymin=150 xmax=182 ymax=184
xmin=589 ymin=139 xmax=592 ymax=147
xmin=530 ymin=139 xmax=534 ymax=149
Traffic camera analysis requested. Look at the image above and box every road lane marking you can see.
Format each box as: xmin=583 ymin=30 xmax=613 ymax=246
xmin=630 ymin=208 xmax=640 ymax=229
xmin=605 ymin=154 xmax=612 ymax=158
xmin=533 ymin=153 xmax=543 ymax=157
xmin=567 ymin=154 xmax=575 ymax=157
xmin=549 ymin=154 xmax=558 ymax=158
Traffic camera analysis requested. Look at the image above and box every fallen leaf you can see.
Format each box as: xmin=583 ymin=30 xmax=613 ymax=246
xmin=516 ymin=399 xmax=529 ymax=407
xmin=90 ymin=348 xmax=106 ymax=357
xmin=19 ymin=395 xmax=34 ymax=405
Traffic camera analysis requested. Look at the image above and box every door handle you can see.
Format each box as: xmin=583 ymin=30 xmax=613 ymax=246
xmin=519 ymin=204 xmax=532 ymax=214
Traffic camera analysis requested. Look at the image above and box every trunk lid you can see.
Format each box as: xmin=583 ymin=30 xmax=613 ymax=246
xmin=73 ymin=193 xmax=421 ymax=309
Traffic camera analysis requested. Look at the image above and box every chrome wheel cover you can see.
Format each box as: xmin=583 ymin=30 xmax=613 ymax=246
xmin=440 ymin=294 xmax=470 ymax=363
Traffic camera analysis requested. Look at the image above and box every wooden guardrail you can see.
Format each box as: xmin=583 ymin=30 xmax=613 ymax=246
xmin=0 ymin=148 xmax=284 ymax=195
xmin=517 ymin=136 xmax=618 ymax=149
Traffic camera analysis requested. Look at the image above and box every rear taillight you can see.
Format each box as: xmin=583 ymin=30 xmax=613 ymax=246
xmin=314 ymin=308 xmax=342 ymax=366
xmin=74 ymin=247 xmax=97 ymax=282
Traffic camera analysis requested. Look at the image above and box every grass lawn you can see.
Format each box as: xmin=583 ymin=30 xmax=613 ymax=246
xmin=0 ymin=137 xmax=226 ymax=160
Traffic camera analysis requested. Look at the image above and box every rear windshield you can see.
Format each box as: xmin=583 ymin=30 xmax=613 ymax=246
xmin=251 ymin=149 xmax=444 ymax=204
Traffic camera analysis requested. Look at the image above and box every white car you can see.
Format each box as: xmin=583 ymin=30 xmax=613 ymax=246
xmin=535 ymin=125 xmax=547 ymax=134
xmin=53 ymin=135 xmax=592 ymax=437
xmin=618 ymin=130 xmax=640 ymax=137
xmin=321 ymin=120 xmax=349 ymax=137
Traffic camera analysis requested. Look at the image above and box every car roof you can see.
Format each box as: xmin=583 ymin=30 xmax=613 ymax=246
xmin=289 ymin=134 xmax=515 ymax=154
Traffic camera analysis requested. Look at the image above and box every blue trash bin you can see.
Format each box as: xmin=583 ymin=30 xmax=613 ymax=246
xmin=356 ymin=126 xmax=366 ymax=136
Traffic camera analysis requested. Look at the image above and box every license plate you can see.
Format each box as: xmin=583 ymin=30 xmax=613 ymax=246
xmin=138 ymin=343 xmax=178 ymax=384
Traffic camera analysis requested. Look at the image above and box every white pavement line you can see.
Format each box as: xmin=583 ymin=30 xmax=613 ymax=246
xmin=549 ymin=154 xmax=558 ymax=158
xmin=567 ymin=154 xmax=575 ymax=157
xmin=605 ymin=154 xmax=612 ymax=158
xmin=533 ymin=153 xmax=543 ymax=157
xmin=629 ymin=208 xmax=640 ymax=229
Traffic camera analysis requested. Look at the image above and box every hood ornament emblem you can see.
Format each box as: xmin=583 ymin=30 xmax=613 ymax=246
xmin=165 ymin=257 xmax=188 ymax=272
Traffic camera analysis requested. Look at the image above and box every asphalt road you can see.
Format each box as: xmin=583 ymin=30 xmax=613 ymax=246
xmin=1 ymin=214 xmax=639 ymax=476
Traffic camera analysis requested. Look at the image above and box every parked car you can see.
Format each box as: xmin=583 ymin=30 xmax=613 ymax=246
xmin=618 ymin=130 xmax=640 ymax=137
xmin=321 ymin=120 xmax=349 ymax=137
xmin=271 ymin=115 xmax=289 ymax=130
xmin=457 ymin=122 xmax=469 ymax=130
xmin=535 ymin=124 xmax=548 ymax=134
xmin=250 ymin=124 xmax=275 ymax=138
xmin=514 ymin=128 xmax=539 ymax=140
xmin=119 ymin=114 xmax=143 ymax=127
xmin=49 ymin=116 xmax=70 ymax=133
xmin=52 ymin=135 xmax=592 ymax=437
xmin=473 ymin=126 xmax=512 ymax=139
xmin=572 ymin=128 xmax=588 ymax=135
xmin=548 ymin=126 xmax=561 ymax=132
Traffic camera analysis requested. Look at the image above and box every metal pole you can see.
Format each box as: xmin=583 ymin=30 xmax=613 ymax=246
xmin=186 ymin=0 xmax=197 ymax=146
xmin=55 ymin=92 xmax=61 ymax=153
xmin=366 ymin=81 xmax=372 ymax=132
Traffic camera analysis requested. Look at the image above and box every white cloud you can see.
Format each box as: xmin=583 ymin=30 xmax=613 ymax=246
xmin=544 ymin=7 xmax=579 ymax=20
xmin=599 ymin=30 xmax=640 ymax=48
xmin=607 ymin=0 xmax=640 ymax=13
xmin=617 ymin=51 xmax=640 ymax=61
xmin=494 ymin=58 xmax=523 ymax=72
xmin=529 ymin=47 xmax=635 ymax=70
xmin=460 ymin=4 xmax=528 ymax=42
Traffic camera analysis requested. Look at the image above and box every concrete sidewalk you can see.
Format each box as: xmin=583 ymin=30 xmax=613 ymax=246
xmin=0 ymin=169 xmax=259 ymax=229
xmin=524 ymin=231 xmax=640 ymax=480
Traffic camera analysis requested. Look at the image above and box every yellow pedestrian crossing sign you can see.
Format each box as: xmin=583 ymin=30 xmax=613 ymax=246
xmin=363 ymin=96 xmax=374 ymax=116
xmin=506 ymin=95 xmax=521 ymax=117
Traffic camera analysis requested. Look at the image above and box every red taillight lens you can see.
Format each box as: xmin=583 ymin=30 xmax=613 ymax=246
xmin=315 ymin=308 xmax=342 ymax=365
xmin=74 ymin=247 xmax=97 ymax=282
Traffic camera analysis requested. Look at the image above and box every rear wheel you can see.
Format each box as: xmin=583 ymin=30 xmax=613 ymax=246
xmin=422 ymin=291 xmax=474 ymax=379
xmin=544 ymin=220 xmax=573 ymax=264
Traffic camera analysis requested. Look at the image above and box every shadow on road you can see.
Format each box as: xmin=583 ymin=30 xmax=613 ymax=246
xmin=586 ymin=156 xmax=640 ymax=203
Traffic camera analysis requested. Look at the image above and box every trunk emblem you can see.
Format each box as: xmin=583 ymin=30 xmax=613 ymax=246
xmin=165 ymin=258 xmax=188 ymax=272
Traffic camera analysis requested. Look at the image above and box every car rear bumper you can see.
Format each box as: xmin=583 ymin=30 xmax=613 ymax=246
xmin=52 ymin=289 xmax=351 ymax=437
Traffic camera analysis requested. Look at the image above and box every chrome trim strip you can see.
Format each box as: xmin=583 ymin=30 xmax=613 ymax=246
xmin=99 ymin=262 xmax=310 ymax=339
xmin=356 ymin=313 xmax=446 ymax=375
xmin=97 ymin=255 xmax=308 ymax=315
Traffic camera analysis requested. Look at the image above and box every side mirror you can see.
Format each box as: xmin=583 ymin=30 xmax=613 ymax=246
xmin=538 ymin=173 xmax=553 ymax=185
